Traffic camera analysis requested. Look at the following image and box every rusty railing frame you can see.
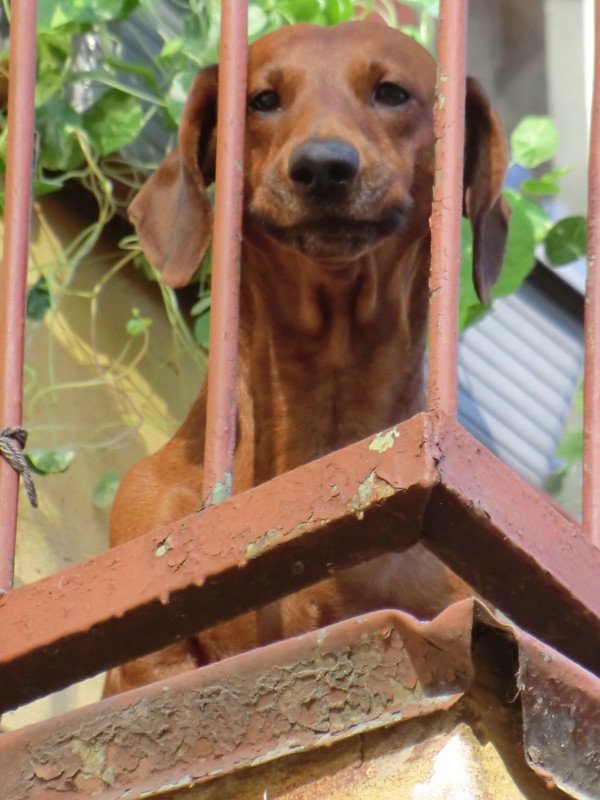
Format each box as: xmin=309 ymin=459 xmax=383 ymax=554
xmin=427 ymin=0 xmax=467 ymax=418
xmin=0 ymin=0 xmax=37 ymax=593
xmin=0 ymin=5 xmax=599 ymax=793
xmin=584 ymin=0 xmax=600 ymax=546
xmin=201 ymin=1 xmax=248 ymax=506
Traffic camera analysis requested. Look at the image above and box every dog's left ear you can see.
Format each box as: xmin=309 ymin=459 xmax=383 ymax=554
xmin=128 ymin=66 xmax=218 ymax=288
xmin=463 ymin=77 xmax=511 ymax=305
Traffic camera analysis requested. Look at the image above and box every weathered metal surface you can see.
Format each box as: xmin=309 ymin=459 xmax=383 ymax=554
xmin=0 ymin=414 xmax=434 ymax=712
xmin=0 ymin=606 xmax=474 ymax=800
xmin=201 ymin=1 xmax=247 ymax=507
xmin=174 ymin=719 xmax=561 ymax=800
xmin=427 ymin=0 xmax=468 ymax=417
xmin=2 ymin=412 xmax=600 ymax=713
xmin=518 ymin=630 xmax=600 ymax=799
xmin=0 ymin=0 xmax=37 ymax=591
xmin=423 ymin=415 xmax=600 ymax=678
xmin=583 ymin=0 xmax=600 ymax=546
xmin=4 ymin=600 xmax=597 ymax=799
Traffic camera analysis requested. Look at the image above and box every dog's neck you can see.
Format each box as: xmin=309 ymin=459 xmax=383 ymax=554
xmin=237 ymin=233 xmax=431 ymax=483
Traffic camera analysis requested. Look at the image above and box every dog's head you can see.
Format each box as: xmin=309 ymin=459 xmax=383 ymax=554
xmin=130 ymin=20 xmax=509 ymax=303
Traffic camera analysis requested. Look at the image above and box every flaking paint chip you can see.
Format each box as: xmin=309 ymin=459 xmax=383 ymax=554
xmin=368 ymin=427 xmax=400 ymax=453
xmin=155 ymin=536 xmax=173 ymax=558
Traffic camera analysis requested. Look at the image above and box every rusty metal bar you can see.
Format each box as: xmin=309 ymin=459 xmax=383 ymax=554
xmin=2 ymin=414 xmax=600 ymax=712
xmin=201 ymin=0 xmax=248 ymax=506
xmin=4 ymin=600 xmax=600 ymax=799
xmin=423 ymin=415 xmax=600 ymax=676
xmin=0 ymin=0 xmax=37 ymax=592
xmin=583 ymin=0 xmax=600 ymax=545
xmin=0 ymin=415 xmax=433 ymax=712
xmin=0 ymin=607 xmax=472 ymax=799
xmin=426 ymin=0 xmax=468 ymax=418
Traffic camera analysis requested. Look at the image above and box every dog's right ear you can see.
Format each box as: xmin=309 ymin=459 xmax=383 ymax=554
xmin=129 ymin=65 xmax=218 ymax=288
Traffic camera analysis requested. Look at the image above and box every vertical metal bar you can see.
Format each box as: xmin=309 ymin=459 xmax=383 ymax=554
xmin=427 ymin=0 xmax=468 ymax=418
xmin=583 ymin=0 xmax=600 ymax=545
xmin=0 ymin=0 xmax=37 ymax=591
xmin=201 ymin=1 xmax=248 ymax=506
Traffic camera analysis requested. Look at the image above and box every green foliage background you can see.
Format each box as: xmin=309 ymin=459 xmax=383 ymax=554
xmin=0 ymin=0 xmax=587 ymax=503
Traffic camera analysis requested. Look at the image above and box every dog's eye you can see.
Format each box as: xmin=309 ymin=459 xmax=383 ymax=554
xmin=374 ymin=82 xmax=410 ymax=107
xmin=249 ymin=89 xmax=280 ymax=113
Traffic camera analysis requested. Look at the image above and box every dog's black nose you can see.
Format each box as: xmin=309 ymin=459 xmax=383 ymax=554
xmin=288 ymin=138 xmax=360 ymax=195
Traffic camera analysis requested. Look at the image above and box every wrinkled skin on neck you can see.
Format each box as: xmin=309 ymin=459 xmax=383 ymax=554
xmin=238 ymin=231 xmax=431 ymax=484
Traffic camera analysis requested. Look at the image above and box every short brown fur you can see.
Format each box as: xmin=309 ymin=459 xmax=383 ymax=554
xmin=105 ymin=21 xmax=509 ymax=695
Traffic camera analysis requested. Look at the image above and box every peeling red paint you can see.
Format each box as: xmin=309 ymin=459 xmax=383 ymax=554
xmin=427 ymin=0 xmax=468 ymax=418
xmin=423 ymin=416 xmax=600 ymax=677
xmin=0 ymin=414 xmax=599 ymax=714
xmin=0 ymin=606 xmax=474 ymax=799
xmin=0 ymin=0 xmax=37 ymax=591
xmin=2 ymin=601 xmax=599 ymax=799
xmin=0 ymin=414 xmax=434 ymax=712
xmin=202 ymin=0 xmax=247 ymax=506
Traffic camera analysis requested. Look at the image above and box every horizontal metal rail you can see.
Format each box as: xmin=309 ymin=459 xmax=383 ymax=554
xmin=1 ymin=414 xmax=599 ymax=714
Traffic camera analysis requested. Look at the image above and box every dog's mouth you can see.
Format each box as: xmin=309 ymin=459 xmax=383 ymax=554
xmin=253 ymin=209 xmax=406 ymax=260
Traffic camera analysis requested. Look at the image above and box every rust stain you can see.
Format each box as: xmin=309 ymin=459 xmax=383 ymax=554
xmin=1 ymin=608 xmax=470 ymax=799
xmin=0 ymin=414 xmax=433 ymax=712
xmin=3 ymin=601 xmax=600 ymax=798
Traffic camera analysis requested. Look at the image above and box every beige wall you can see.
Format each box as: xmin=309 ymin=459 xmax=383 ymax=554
xmin=2 ymin=192 xmax=204 ymax=729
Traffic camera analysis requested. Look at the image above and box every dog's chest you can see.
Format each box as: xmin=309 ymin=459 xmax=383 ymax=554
xmin=258 ymin=334 xmax=422 ymax=474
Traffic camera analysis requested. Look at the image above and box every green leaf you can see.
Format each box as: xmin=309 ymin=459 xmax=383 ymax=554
xmin=542 ymin=167 xmax=572 ymax=180
xmin=545 ymin=464 xmax=569 ymax=495
xmin=324 ymin=0 xmax=356 ymax=23
xmin=36 ymin=96 xmax=85 ymax=171
xmin=160 ymin=38 xmax=185 ymax=60
xmin=574 ymin=381 xmax=584 ymax=415
xmin=26 ymin=276 xmax=52 ymax=322
xmin=33 ymin=176 xmax=65 ymax=197
xmin=503 ymin=189 xmax=551 ymax=244
xmin=459 ymin=192 xmax=535 ymax=331
xmin=83 ymin=90 xmax=144 ymax=156
xmin=521 ymin=179 xmax=560 ymax=196
xmin=275 ymin=0 xmax=322 ymax=22
xmin=521 ymin=166 xmax=570 ymax=196
xmin=490 ymin=192 xmax=536 ymax=297
xmin=126 ymin=309 xmax=152 ymax=336
xmin=510 ymin=116 xmax=559 ymax=168
xmin=194 ymin=310 xmax=211 ymax=350
xmin=35 ymin=71 xmax=65 ymax=108
xmin=102 ymin=57 xmax=161 ymax=96
xmin=400 ymin=0 xmax=440 ymax=17
xmin=400 ymin=26 xmax=425 ymax=44
xmin=191 ymin=295 xmax=212 ymax=317
xmin=93 ymin=470 xmax=120 ymax=509
xmin=35 ymin=30 xmax=72 ymax=105
xmin=37 ymin=0 xmax=139 ymax=30
xmin=26 ymin=448 xmax=75 ymax=475
xmin=248 ymin=5 xmax=269 ymax=36
xmin=555 ymin=429 xmax=583 ymax=462
xmin=166 ymin=71 xmax=196 ymax=127
xmin=133 ymin=251 xmax=158 ymax=282
xmin=545 ymin=216 xmax=587 ymax=265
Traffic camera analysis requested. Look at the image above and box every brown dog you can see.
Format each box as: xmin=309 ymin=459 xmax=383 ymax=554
xmin=104 ymin=20 xmax=509 ymax=694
